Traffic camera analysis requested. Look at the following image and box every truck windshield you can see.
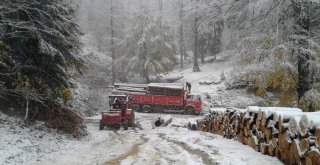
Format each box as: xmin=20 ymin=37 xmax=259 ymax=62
xmin=187 ymin=95 xmax=201 ymax=101
xmin=109 ymin=95 xmax=127 ymax=106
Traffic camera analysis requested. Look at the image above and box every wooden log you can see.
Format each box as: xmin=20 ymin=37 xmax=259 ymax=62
xmin=261 ymin=111 xmax=268 ymax=126
xmin=300 ymin=114 xmax=310 ymax=138
xmin=237 ymin=131 xmax=245 ymax=144
xmin=289 ymin=139 xmax=301 ymax=165
xmin=257 ymin=130 xmax=264 ymax=142
xmin=300 ymin=138 xmax=310 ymax=158
xmin=288 ymin=117 xmax=300 ymax=139
xmin=316 ymin=127 xmax=320 ymax=149
xmin=230 ymin=114 xmax=240 ymax=135
xmin=196 ymin=119 xmax=204 ymax=131
xmin=264 ymin=128 xmax=272 ymax=143
xmin=275 ymin=145 xmax=281 ymax=159
xmin=278 ymin=132 xmax=291 ymax=164
xmin=306 ymin=156 xmax=312 ymax=165
xmin=154 ymin=115 xmax=173 ymax=127
xmin=268 ymin=142 xmax=275 ymax=156
xmin=244 ymin=127 xmax=249 ymax=137
xmin=272 ymin=137 xmax=278 ymax=149
xmin=306 ymin=150 xmax=320 ymax=165
xmin=247 ymin=136 xmax=258 ymax=150
xmin=256 ymin=118 xmax=261 ymax=130
xmin=278 ymin=115 xmax=290 ymax=134
xmin=260 ymin=143 xmax=269 ymax=155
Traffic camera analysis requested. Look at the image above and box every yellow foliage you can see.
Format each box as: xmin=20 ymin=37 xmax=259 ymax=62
xmin=273 ymin=48 xmax=286 ymax=60
xmin=258 ymin=37 xmax=277 ymax=46
xmin=63 ymin=89 xmax=74 ymax=100
xmin=279 ymin=92 xmax=297 ymax=106
xmin=256 ymin=86 xmax=267 ymax=96
xmin=266 ymin=67 xmax=297 ymax=92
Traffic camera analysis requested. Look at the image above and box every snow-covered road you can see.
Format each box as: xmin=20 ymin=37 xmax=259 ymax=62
xmin=20 ymin=112 xmax=281 ymax=165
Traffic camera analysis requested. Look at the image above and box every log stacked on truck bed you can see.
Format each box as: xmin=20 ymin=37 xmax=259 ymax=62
xmin=148 ymin=83 xmax=184 ymax=96
xmin=197 ymin=107 xmax=320 ymax=165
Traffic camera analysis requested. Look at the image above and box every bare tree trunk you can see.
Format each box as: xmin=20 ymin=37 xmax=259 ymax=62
xmin=159 ymin=0 xmax=163 ymax=11
xmin=291 ymin=0 xmax=311 ymax=109
xmin=193 ymin=17 xmax=200 ymax=72
xmin=111 ymin=0 xmax=115 ymax=85
xmin=142 ymin=42 xmax=150 ymax=83
xmin=25 ymin=98 xmax=29 ymax=120
xmin=144 ymin=69 xmax=150 ymax=83
xmin=140 ymin=0 xmax=143 ymax=12
xmin=159 ymin=0 xmax=163 ymax=27
xmin=179 ymin=0 xmax=184 ymax=69
xmin=200 ymin=36 xmax=205 ymax=64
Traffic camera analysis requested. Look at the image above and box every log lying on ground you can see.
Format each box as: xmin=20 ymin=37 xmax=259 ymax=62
xmin=197 ymin=106 xmax=320 ymax=165
xmin=153 ymin=115 xmax=173 ymax=128
xmin=188 ymin=121 xmax=197 ymax=130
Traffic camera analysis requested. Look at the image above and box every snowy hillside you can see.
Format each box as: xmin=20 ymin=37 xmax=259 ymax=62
xmin=161 ymin=50 xmax=264 ymax=111
xmin=71 ymin=35 xmax=113 ymax=116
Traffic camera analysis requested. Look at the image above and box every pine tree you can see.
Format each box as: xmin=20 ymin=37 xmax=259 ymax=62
xmin=116 ymin=7 xmax=176 ymax=83
xmin=0 ymin=0 xmax=82 ymax=117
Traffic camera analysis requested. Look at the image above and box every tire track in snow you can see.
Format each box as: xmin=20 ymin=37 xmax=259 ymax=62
xmin=158 ymin=133 xmax=217 ymax=165
xmin=104 ymin=135 xmax=148 ymax=165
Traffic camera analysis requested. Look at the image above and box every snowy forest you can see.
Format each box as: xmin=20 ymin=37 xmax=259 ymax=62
xmin=1 ymin=0 xmax=320 ymax=164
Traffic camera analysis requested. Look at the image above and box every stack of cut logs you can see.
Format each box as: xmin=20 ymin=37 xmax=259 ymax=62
xmin=197 ymin=107 xmax=320 ymax=165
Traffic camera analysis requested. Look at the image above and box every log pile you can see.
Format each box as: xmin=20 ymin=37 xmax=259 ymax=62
xmin=197 ymin=107 xmax=320 ymax=165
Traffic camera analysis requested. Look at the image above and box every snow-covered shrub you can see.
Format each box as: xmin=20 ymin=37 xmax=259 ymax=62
xmin=230 ymin=33 xmax=299 ymax=106
xmin=299 ymin=89 xmax=320 ymax=112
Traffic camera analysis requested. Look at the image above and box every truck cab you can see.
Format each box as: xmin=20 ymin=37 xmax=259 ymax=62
xmin=185 ymin=93 xmax=202 ymax=114
xmin=108 ymin=95 xmax=128 ymax=110
xmin=100 ymin=94 xmax=134 ymax=130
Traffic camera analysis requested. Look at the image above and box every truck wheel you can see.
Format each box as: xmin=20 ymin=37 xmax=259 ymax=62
xmin=142 ymin=105 xmax=152 ymax=113
xmin=153 ymin=106 xmax=163 ymax=113
xmin=185 ymin=106 xmax=195 ymax=115
xmin=99 ymin=120 xmax=104 ymax=130
xmin=123 ymin=120 xmax=129 ymax=130
xmin=114 ymin=124 xmax=121 ymax=130
xmin=132 ymin=104 xmax=140 ymax=112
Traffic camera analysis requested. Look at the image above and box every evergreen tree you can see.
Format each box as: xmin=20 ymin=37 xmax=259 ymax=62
xmin=0 ymin=0 xmax=82 ymax=118
xmin=116 ymin=8 xmax=176 ymax=83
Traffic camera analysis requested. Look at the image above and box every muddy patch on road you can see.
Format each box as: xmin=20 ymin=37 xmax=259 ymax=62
xmin=158 ymin=133 xmax=218 ymax=165
xmin=104 ymin=135 xmax=148 ymax=165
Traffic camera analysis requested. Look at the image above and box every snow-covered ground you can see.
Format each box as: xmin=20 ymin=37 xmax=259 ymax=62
xmin=1 ymin=50 xmax=281 ymax=165
xmin=0 ymin=112 xmax=282 ymax=165
xmin=163 ymin=50 xmax=263 ymax=111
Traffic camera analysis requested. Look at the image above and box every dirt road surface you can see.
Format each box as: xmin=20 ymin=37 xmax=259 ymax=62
xmin=39 ymin=112 xmax=282 ymax=165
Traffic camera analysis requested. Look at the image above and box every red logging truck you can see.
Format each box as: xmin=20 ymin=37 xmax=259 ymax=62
xmin=113 ymin=83 xmax=202 ymax=115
